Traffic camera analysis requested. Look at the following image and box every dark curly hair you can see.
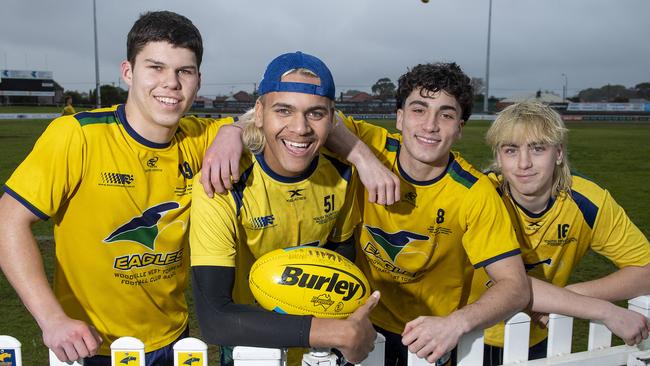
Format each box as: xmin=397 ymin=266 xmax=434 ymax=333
xmin=127 ymin=11 xmax=203 ymax=67
xmin=396 ymin=62 xmax=474 ymax=121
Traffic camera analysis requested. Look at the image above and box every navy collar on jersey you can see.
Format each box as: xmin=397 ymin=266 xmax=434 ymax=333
xmin=116 ymin=104 xmax=172 ymax=149
xmin=397 ymin=147 xmax=455 ymax=186
xmin=509 ymin=187 xmax=556 ymax=218
xmin=255 ymin=152 xmax=319 ymax=183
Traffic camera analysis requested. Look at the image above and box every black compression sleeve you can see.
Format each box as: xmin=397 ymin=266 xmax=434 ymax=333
xmin=324 ymin=236 xmax=356 ymax=262
xmin=191 ymin=266 xmax=312 ymax=347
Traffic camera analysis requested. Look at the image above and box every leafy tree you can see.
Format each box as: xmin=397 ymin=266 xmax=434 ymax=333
xmin=634 ymin=82 xmax=650 ymax=100
xmin=343 ymin=89 xmax=365 ymax=96
xmin=99 ymin=84 xmax=128 ymax=106
xmin=576 ymin=84 xmax=635 ymax=102
xmin=371 ymin=78 xmax=396 ymax=100
xmin=81 ymin=84 xmax=128 ymax=106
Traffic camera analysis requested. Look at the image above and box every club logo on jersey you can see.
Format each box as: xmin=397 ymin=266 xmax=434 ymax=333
xmin=287 ymin=188 xmax=306 ymax=202
xmin=365 ymin=226 xmax=429 ymax=261
xmin=143 ymin=156 xmax=162 ymax=173
xmin=362 ymin=242 xmax=419 ymax=280
xmin=250 ymin=214 xmax=275 ymax=229
xmin=104 ymin=202 xmax=181 ymax=250
xmin=146 ymin=157 xmax=159 ymax=168
xmin=99 ymin=172 xmax=135 ymax=187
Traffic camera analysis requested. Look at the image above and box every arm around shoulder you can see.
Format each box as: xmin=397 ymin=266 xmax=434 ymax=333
xmin=325 ymin=113 xmax=400 ymax=205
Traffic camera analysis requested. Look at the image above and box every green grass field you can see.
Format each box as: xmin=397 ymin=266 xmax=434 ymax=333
xmin=0 ymin=117 xmax=649 ymax=364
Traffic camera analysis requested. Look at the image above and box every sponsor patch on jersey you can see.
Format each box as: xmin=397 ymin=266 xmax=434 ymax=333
xmin=287 ymin=188 xmax=306 ymax=202
xmin=249 ymin=214 xmax=276 ymax=229
xmin=313 ymin=211 xmax=338 ymax=225
xmin=104 ymin=202 xmax=181 ymax=250
xmin=544 ymin=238 xmax=577 ymax=246
xmin=99 ymin=172 xmax=135 ymax=187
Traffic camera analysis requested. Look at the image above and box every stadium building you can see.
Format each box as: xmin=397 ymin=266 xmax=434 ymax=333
xmin=0 ymin=69 xmax=63 ymax=105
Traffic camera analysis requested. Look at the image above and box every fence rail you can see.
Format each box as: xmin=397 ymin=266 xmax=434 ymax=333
xmin=2 ymin=295 xmax=649 ymax=366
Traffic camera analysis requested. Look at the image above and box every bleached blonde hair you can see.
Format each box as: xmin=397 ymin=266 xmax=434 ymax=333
xmin=486 ymin=102 xmax=572 ymax=198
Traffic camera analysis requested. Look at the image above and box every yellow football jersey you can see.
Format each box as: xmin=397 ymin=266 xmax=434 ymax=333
xmin=341 ymin=116 xmax=521 ymax=334
xmin=472 ymin=173 xmax=650 ymax=347
xmin=62 ymin=105 xmax=76 ymax=116
xmin=3 ymin=104 xmax=231 ymax=355
xmin=190 ymin=150 xmax=360 ymax=305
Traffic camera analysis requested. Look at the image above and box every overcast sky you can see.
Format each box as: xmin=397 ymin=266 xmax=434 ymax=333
xmin=2 ymin=0 xmax=648 ymax=99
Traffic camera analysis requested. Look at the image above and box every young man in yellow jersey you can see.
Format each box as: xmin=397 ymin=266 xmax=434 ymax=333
xmin=205 ymin=62 xmax=532 ymax=366
xmin=61 ymin=95 xmax=76 ymax=116
xmin=472 ymin=102 xmax=650 ymax=365
xmin=190 ymin=51 xmax=379 ymax=366
xmin=0 ymin=11 xmax=234 ymax=365
xmin=321 ymin=62 xmax=530 ymax=366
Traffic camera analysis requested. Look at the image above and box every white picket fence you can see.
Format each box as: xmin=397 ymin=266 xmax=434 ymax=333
xmin=2 ymin=295 xmax=650 ymax=366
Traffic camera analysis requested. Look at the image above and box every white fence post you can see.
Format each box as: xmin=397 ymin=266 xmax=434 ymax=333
xmin=302 ymin=350 xmax=338 ymax=366
xmin=547 ymin=313 xmax=573 ymax=357
xmin=232 ymin=346 xmax=286 ymax=366
xmin=407 ymin=351 xmax=431 ymax=366
xmin=456 ymin=328 xmax=484 ymax=366
xmin=587 ymin=320 xmax=612 ymax=351
xmin=357 ymin=333 xmax=385 ymax=365
xmin=627 ymin=349 xmax=650 ymax=366
xmin=174 ymin=337 xmax=208 ymax=366
xmin=111 ymin=336 xmax=145 ymax=366
xmin=0 ymin=335 xmax=22 ymax=366
xmin=503 ymin=312 xmax=531 ymax=364
xmin=48 ymin=349 xmax=83 ymax=366
xmin=629 ymin=295 xmax=650 ymax=351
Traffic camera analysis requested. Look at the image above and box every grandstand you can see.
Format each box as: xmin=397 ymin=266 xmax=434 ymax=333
xmin=0 ymin=69 xmax=63 ymax=106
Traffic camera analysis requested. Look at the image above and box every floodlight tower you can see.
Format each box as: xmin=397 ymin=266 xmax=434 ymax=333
xmin=483 ymin=0 xmax=493 ymax=114
xmin=93 ymin=0 xmax=101 ymax=108
xmin=562 ymin=73 xmax=568 ymax=101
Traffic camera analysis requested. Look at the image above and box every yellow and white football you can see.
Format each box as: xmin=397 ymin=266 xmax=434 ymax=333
xmin=249 ymin=246 xmax=370 ymax=319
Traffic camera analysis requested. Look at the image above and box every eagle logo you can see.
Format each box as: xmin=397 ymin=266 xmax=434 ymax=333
xmin=104 ymin=202 xmax=181 ymax=250
xmin=365 ymin=226 xmax=429 ymax=261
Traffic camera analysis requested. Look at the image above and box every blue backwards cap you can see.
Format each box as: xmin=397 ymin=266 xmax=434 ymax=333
xmin=258 ymin=51 xmax=335 ymax=100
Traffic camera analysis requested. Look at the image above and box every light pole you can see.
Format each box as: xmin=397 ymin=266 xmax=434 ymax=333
xmin=483 ymin=0 xmax=493 ymax=113
xmin=93 ymin=0 xmax=101 ymax=108
xmin=561 ymin=73 xmax=568 ymax=101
